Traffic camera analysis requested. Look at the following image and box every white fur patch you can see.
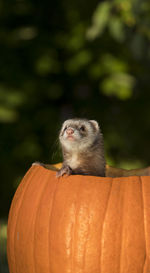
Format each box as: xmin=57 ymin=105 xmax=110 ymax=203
xmin=66 ymin=153 xmax=80 ymax=169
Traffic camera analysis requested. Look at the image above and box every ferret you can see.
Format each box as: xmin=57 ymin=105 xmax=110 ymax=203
xmin=33 ymin=118 xmax=106 ymax=177
xmin=56 ymin=118 xmax=106 ymax=177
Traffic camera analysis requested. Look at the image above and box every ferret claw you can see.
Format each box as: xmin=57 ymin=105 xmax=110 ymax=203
xmin=56 ymin=166 xmax=72 ymax=177
xmin=32 ymin=161 xmax=44 ymax=167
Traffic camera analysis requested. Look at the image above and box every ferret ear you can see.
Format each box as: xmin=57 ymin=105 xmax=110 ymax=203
xmin=89 ymin=120 xmax=99 ymax=131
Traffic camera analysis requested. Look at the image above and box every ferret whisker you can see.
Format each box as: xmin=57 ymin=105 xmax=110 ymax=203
xmin=50 ymin=138 xmax=61 ymax=162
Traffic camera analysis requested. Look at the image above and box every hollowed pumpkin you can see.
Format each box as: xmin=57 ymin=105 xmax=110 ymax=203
xmin=7 ymin=164 xmax=150 ymax=273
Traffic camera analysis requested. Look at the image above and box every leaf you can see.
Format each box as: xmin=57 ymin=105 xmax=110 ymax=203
xmin=109 ymin=16 xmax=125 ymax=42
xmin=101 ymin=73 xmax=135 ymax=100
xmin=87 ymin=1 xmax=111 ymax=40
xmin=0 ymin=106 xmax=18 ymax=122
xmin=66 ymin=50 xmax=92 ymax=73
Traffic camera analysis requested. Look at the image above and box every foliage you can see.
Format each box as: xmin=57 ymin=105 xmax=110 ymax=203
xmin=0 ymin=220 xmax=9 ymax=273
xmin=1 ymin=0 xmax=150 ymax=216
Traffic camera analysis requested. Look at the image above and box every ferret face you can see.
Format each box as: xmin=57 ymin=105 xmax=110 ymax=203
xmin=59 ymin=118 xmax=100 ymax=151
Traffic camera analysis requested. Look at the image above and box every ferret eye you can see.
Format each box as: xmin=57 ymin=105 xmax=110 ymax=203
xmin=62 ymin=126 xmax=67 ymax=134
xmin=80 ymin=126 xmax=85 ymax=131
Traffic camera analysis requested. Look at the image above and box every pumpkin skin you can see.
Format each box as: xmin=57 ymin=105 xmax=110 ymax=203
xmin=7 ymin=165 xmax=150 ymax=273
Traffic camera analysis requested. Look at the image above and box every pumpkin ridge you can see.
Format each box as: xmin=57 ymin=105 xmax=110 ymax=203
xmin=121 ymin=177 xmax=145 ymax=272
xmin=71 ymin=179 xmax=82 ymax=272
xmin=14 ymin=166 xmax=46 ymax=273
xmin=140 ymin=176 xmax=150 ymax=272
xmin=139 ymin=176 xmax=147 ymax=273
xmin=11 ymin=167 xmax=37 ymax=273
xmin=48 ymin=173 xmax=59 ymax=273
xmin=64 ymin=185 xmax=74 ymax=272
xmin=33 ymin=170 xmax=51 ymax=273
xmin=119 ymin=180 xmax=127 ymax=273
xmin=100 ymin=177 xmax=113 ymax=271
xmin=82 ymin=190 xmax=94 ymax=273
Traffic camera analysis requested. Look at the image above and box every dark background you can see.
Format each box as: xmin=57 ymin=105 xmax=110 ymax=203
xmin=1 ymin=0 xmax=150 ymax=218
xmin=1 ymin=0 xmax=150 ymax=271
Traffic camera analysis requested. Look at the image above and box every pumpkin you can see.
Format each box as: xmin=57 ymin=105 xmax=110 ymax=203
xmin=7 ymin=164 xmax=150 ymax=273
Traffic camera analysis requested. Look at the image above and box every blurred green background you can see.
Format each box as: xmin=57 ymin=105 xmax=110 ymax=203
xmin=1 ymin=0 xmax=150 ymax=271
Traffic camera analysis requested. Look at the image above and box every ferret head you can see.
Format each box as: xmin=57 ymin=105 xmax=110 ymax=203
xmin=59 ymin=118 xmax=102 ymax=151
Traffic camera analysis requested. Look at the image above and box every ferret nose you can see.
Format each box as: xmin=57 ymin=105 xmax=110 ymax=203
xmin=66 ymin=128 xmax=74 ymax=135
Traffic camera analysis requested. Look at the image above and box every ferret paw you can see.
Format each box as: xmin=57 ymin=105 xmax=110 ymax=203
xmin=32 ymin=161 xmax=44 ymax=167
xmin=56 ymin=166 xmax=72 ymax=178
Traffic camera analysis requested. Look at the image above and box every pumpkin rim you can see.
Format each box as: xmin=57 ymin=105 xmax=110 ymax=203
xmin=32 ymin=163 xmax=149 ymax=179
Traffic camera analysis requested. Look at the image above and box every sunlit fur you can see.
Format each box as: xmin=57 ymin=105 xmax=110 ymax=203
xmin=59 ymin=118 xmax=106 ymax=176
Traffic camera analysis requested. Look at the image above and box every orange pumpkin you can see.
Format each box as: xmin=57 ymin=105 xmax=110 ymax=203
xmin=7 ymin=165 xmax=150 ymax=273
